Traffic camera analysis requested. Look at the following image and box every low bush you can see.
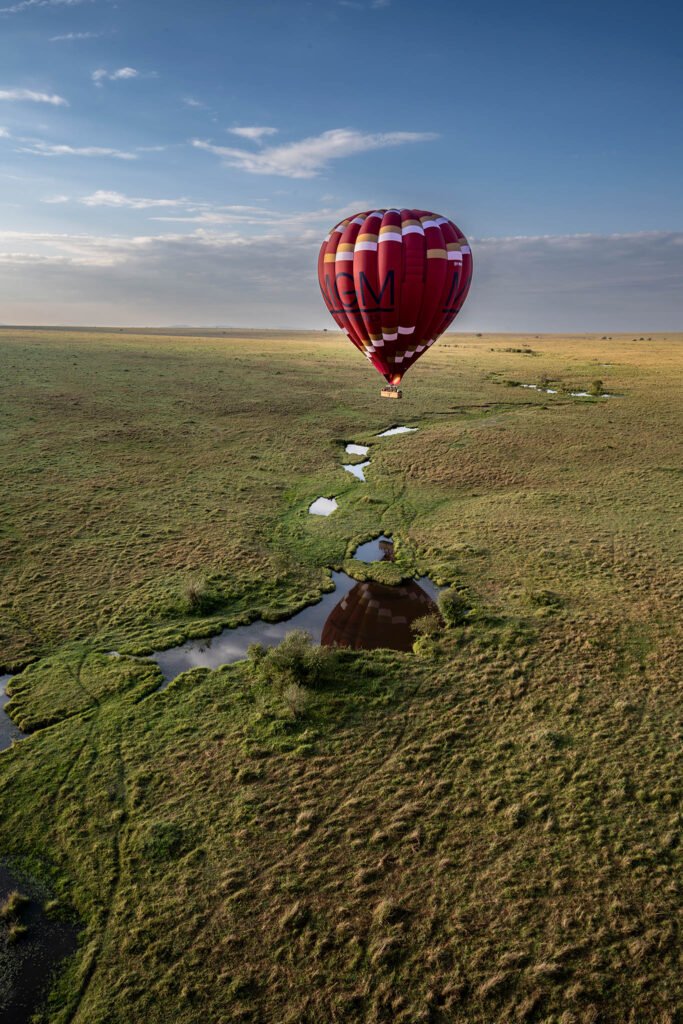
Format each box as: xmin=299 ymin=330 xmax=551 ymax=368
xmin=247 ymin=630 xmax=337 ymax=691
xmin=439 ymin=589 xmax=470 ymax=627
xmin=281 ymin=682 xmax=312 ymax=720
xmin=413 ymin=613 xmax=443 ymax=637
xmin=182 ymin=575 xmax=220 ymax=615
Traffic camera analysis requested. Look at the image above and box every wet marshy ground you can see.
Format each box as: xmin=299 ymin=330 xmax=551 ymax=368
xmin=152 ymin=426 xmax=436 ymax=683
xmin=309 ymin=426 xmax=418 ymax=513
xmin=0 ymin=865 xmax=78 ymax=1024
xmin=150 ymin=538 xmax=440 ymax=684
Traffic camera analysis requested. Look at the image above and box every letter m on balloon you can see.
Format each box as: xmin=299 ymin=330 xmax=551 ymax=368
xmin=359 ymin=270 xmax=394 ymax=312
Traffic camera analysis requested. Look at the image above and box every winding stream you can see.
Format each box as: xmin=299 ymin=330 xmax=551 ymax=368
xmin=151 ymin=537 xmax=439 ymax=685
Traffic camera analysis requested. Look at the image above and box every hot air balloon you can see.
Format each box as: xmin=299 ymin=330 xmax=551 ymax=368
xmin=318 ymin=209 xmax=472 ymax=398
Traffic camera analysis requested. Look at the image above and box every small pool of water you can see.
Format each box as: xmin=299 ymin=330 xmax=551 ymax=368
xmin=376 ymin=426 xmax=418 ymax=437
xmin=0 ymin=864 xmax=78 ymax=1024
xmin=345 ymin=443 xmax=369 ymax=456
xmin=520 ymin=384 xmax=557 ymax=394
xmin=0 ymin=676 xmax=24 ymax=753
xmin=519 ymin=384 xmax=613 ymax=398
xmin=309 ymin=497 xmax=338 ymax=516
xmin=343 ymin=460 xmax=370 ymax=481
xmin=352 ymin=534 xmax=394 ymax=563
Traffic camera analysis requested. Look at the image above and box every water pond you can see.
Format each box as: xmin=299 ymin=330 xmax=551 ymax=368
xmin=308 ymin=497 xmax=338 ymax=516
xmin=342 ymin=460 xmax=370 ymax=481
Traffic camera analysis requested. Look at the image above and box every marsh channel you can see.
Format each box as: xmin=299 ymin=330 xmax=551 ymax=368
xmin=153 ymin=425 xmax=436 ymax=682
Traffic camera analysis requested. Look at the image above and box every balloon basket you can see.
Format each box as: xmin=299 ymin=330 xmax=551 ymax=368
xmin=381 ymin=386 xmax=402 ymax=399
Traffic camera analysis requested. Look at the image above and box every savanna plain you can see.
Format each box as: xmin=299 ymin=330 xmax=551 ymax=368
xmin=0 ymin=327 xmax=682 ymax=1024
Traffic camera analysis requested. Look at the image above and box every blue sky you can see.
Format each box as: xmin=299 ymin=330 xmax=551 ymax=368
xmin=0 ymin=0 xmax=681 ymax=329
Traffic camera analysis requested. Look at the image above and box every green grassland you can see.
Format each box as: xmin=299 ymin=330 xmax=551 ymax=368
xmin=0 ymin=327 xmax=682 ymax=1023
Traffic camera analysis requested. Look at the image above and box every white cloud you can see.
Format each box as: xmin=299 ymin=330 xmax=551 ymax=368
xmin=0 ymin=88 xmax=68 ymax=106
xmin=41 ymin=194 xmax=70 ymax=203
xmin=0 ymin=0 xmax=89 ymax=12
xmin=182 ymin=97 xmax=205 ymax=108
xmin=192 ymin=127 xmax=438 ymax=178
xmin=51 ymin=30 xmax=103 ymax=41
xmin=92 ymin=67 xmax=153 ymax=86
xmin=73 ymin=191 xmax=373 ymax=234
xmin=228 ymin=126 xmax=278 ymax=142
xmin=18 ymin=141 xmax=137 ymax=159
xmin=80 ymin=190 xmax=187 ymax=209
xmin=0 ymin=229 xmax=680 ymax=331
xmin=0 ymin=126 xmax=9 ymax=137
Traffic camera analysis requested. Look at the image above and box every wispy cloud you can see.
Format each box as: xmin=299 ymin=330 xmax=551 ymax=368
xmin=92 ymin=67 xmax=155 ymax=86
xmin=228 ymin=126 xmax=278 ymax=142
xmin=79 ymin=190 xmax=186 ymax=209
xmin=0 ymin=0 xmax=90 ymax=13
xmin=0 ymin=88 xmax=68 ymax=106
xmin=18 ymin=141 xmax=137 ymax=159
xmin=41 ymin=194 xmax=70 ymax=203
xmin=51 ymin=30 xmax=103 ymax=42
xmin=0 ymin=126 xmax=9 ymax=137
xmin=63 ymin=190 xmax=372 ymax=234
xmin=192 ymin=127 xmax=438 ymax=178
xmin=182 ymin=97 xmax=205 ymax=109
xmin=0 ymin=230 xmax=680 ymax=330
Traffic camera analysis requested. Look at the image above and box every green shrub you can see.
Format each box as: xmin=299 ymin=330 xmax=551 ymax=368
xmin=281 ymin=682 xmax=312 ymax=720
xmin=248 ymin=630 xmax=336 ymax=691
xmin=182 ymin=575 xmax=220 ymax=615
xmin=589 ymin=379 xmax=604 ymax=396
xmin=413 ymin=613 xmax=443 ymax=637
xmin=439 ymin=589 xmax=470 ymax=627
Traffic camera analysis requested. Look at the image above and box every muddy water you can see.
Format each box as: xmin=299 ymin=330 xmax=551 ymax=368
xmin=0 ymin=865 xmax=78 ymax=1024
xmin=0 ymin=676 xmax=24 ymax=753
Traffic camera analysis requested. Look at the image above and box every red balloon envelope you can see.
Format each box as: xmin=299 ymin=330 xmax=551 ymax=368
xmin=318 ymin=209 xmax=472 ymax=389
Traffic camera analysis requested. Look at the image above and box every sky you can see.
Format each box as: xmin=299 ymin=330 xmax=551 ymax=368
xmin=0 ymin=0 xmax=681 ymax=330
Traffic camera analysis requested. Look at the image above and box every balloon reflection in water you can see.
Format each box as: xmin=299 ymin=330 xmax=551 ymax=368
xmin=321 ymin=538 xmax=440 ymax=652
